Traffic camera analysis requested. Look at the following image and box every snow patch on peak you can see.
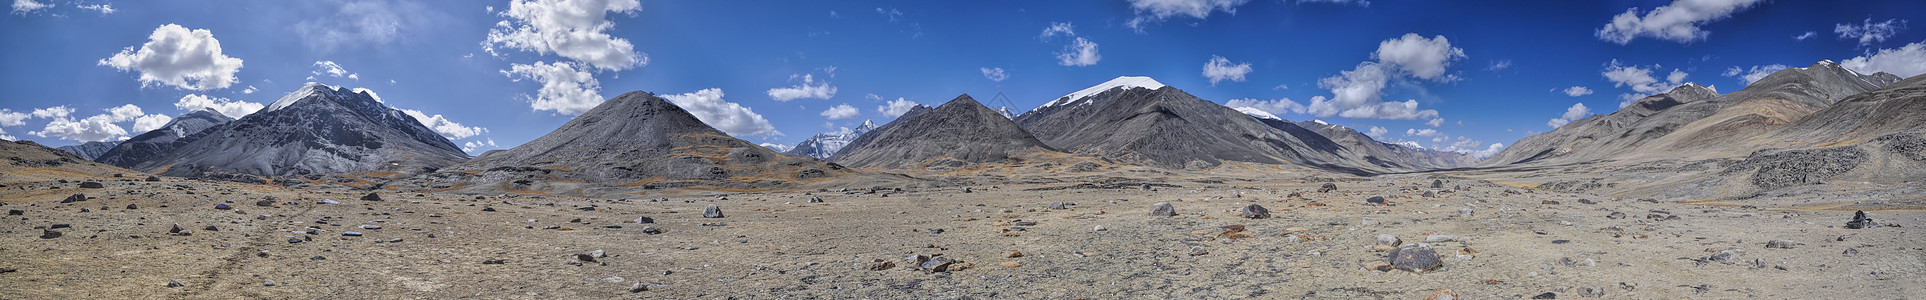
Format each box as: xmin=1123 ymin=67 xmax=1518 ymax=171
xmin=266 ymin=83 xmax=331 ymax=112
xmin=1232 ymin=107 xmax=1280 ymax=120
xmin=1042 ymin=76 xmax=1167 ymax=108
xmin=1312 ymin=119 xmax=1329 ymax=125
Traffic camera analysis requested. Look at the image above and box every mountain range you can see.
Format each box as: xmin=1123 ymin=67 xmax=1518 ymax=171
xmin=120 ymin=83 xmax=469 ymax=178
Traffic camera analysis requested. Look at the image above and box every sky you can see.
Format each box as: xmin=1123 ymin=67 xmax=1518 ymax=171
xmin=4 ymin=0 xmax=1924 ymax=158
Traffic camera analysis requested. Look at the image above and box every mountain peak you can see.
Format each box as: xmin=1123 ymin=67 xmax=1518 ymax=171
xmin=1040 ymin=76 xmax=1167 ymax=108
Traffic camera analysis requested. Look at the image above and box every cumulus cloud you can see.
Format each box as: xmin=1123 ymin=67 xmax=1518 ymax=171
xmin=1546 ymin=102 xmax=1591 ymax=128
xmin=1364 ymin=126 xmax=1387 ymax=139
xmin=1202 ymin=55 xmax=1253 ymax=86
xmin=1057 ymin=37 xmax=1101 ymax=67
xmin=1225 ymin=98 xmax=1307 ymax=116
xmin=1425 ymin=118 xmax=1444 ymax=127
xmin=1595 ymin=0 xmax=1764 ymax=45
xmin=485 ymin=0 xmax=646 ymax=71
xmin=1039 ymin=22 xmax=1075 ymax=38
xmin=1562 ymin=86 xmax=1594 ymax=97
xmin=32 ymin=115 xmax=125 ymax=142
xmin=174 ymin=94 xmax=265 ymax=119
xmin=661 ymin=88 xmax=781 ymax=138
xmin=980 ymin=67 xmax=1008 ymax=82
xmin=877 ymin=97 xmax=921 ymax=118
xmin=295 ymin=0 xmax=423 ymax=53
xmin=766 ymin=74 xmax=837 ymax=101
xmin=1308 ymin=33 xmax=1460 ymax=120
xmin=132 ymin=114 xmax=171 ymax=133
xmin=461 ymin=138 xmax=498 ymax=153
xmin=0 ymin=109 xmax=28 ymax=126
xmin=1123 ymin=0 xmax=1251 ymax=31
xmin=503 ymin=61 xmax=604 ymax=115
xmin=104 ymin=104 xmax=145 ymax=123
xmin=1835 ymin=18 xmax=1908 ymax=46
xmin=1602 ymin=60 xmax=1688 ymax=108
xmin=12 ymin=0 xmax=50 ymax=14
xmin=1373 ymin=33 xmax=1466 ymax=81
xmin=1450 ymin=141 xmax=1506 ymax=158
xmin=1722 ymin=64 xmax=1788 ymax=85
xmin=311 ymin=61 xmax=358 ymax=80
xmin=820 ymin=104 xmax=859 ymax=120
xmin=31 ymin=106 xmax=73 ymax=119
xmin=98 ymin=24 xmax=246 ymax=90
xmin=400 ymin=109 xmax=487 ymax=139
xmin=1840 ymin=41 xmax=1926 ymax=77
xmin=1405 ymin=128 xmax=1443 ymax=138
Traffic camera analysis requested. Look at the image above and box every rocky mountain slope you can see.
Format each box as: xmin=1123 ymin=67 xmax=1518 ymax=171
xmin=784 ymin=120 xmax=878 ymax=160
xmin=56 ymin=141 xmax=119 ymax=161
xmin=830 ymin=94 xmax=1058 ymax=170
xmin=124 ymin=83 xmax=467 ymax=177
xmin=1284 ymin=117 xmax=1479 ymax=170
xmin=1 ymin=140 xmax=136 ymax=178
xmin=94 ymin=108 xmax=233 ymax=168
xmin=428 ymin=90 xmax=856 ymax=192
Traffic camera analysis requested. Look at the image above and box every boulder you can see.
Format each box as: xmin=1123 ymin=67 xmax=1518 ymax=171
xmin=1237 ymin=204 xmax=1270 ymax=219
xmin=78 ymin=182 xmax=104 ymax=188
xmin=1365 ymin=196 xmax=1387 ymax=206
xmin=1317 ymin=182 xmax=1337 ymax=193
xmin=1147 ymin=202 xmax=1176 ymax=217
xmin=61 ymin=194 xmax=85 ymax=203
xmin=1388 ymin=243 xmax=1443 ymax=273
xmin=702 ymin=204 xmax=723 ymax=218
xmin=1431 ymin=180 xmax=1444 ymax=189
xmin=360 ymin=193 xmax=382 ymax=201
xmin=1846 ymin=211 xmax=1877 ymax=229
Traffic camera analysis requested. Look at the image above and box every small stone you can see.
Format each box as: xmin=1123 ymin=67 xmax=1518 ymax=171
xmin=1377 ymin=234 xmax=1402 ymax=246
xmin=1147 ymin=202 xmax=1176 ymax=217
xmin=1012 ymin=220 xmax=1037 ymax=226
xmin=387 ymin=238 xmax=403 ymax=243
xmin=1578 ymin=199 xmax=1597 ymax=204
xmin=1001 ymin=250 xmax=1023 ymax=258
xmin=39 ymin=229 xmax=60 ymax=239
xmin=591 ymin=250 xmax=606 ymax=258
xmin=288 ymin=237 xmax=303 ymax=244
xmin=641 ymin=226 xmax=662 ymax=234
xmin=628 ymin=282 xmax=648 ymax=293
xmin=62 ymin=194 xmax=85 ymax=203
xmin=634 ymin=217 xmax=654 ymax=224
xmin=962 ymin=187 xmax=972 ymax=193
xmin=1607 ymin=211 xmax=1626 ymax=219
xmin=1457 ymin=208 xmax=1474 ymax=217
xmin=169 ymin=224 xmax=187 ymax=235
xmin=79 ymin=181 xmax=104 ymax=188
xmin=1425 ymin=235 xmax=1459 ymax=243
xmin=342 ymin=231 xmax=363 ymax=236
xmin=310 ymin=256 xmax=326 ymax=260
xmin=920 ymin=256 xmax=956 ymax=272
xmin=1578 ymin=286 xmax=1603 ymax=297
xmin=807 ymin=197 xmax=823 ymax=203
xmin=1238 ymin=204 xmax=1271 ymax=219
xmin=145 ymin=176 xmax=160 ymax=182
xmin=1422 ymin=191 xmax=1436 ymax=198
xmin=166 ymin=279 xmax=184 ymax=287
xmin=1388 ymin=243 xmax=1443 ymax=273
xmin=1765 ymin=240 xmax=1796 ymax=249
xmin=1048 ymin=202 xmax=1070 ymax=210
xmin=1360 ymin=218 xmax=1379 ymax=225
xmin=360 ymin=193 xmax=382 ymax=201
xmin=1318 ymin=183 xmax=1338 ymax=193
xmin=1093 ymin=225 xmax=1107 ymax=231
xmin=359 ymin=225 xmax=381 ymax=230
xmin=483 ymin=259 xmax=506 ymax=264
xmin=7 ymin=209 xmax=22 ymax=216
xmin=214 ymin=203 xmax=231 ymax=210
xmin=1707 ymin=249 xmax=1741 ymax=264
xmin=574 ymin=253 xmax=596 ymax=263
xmin=702 ymin=204 xmax=724 ymax=218
xmin=868 ymin=259 xmax=894 ymax=271
xmin=1531 ymin=292 xmax=1556 ymax=299
xmin=481 ymin=207 xmax=495 ymax=212
xmin=125 ymin=204 xmax=136 ymax=210
xmin=1188 ymin=246 xmax=1209 ymax=256
xmin=256 ymin=199 xmax=275 ymax=207
xmin=1365 ymin=196 xmax=1387 ymax=206
xmin=1845 ymin=210 xmax=1877 ymax=229
xmin=1285 ymin=227 xmax=1308 ymax=232
xmin=998 ymin=261 xmax=1020 ymax=268
xmin=263 ymin=280 xmax=277 ymax=287
xmin=319 ymin=199 xmax=340 ymax=204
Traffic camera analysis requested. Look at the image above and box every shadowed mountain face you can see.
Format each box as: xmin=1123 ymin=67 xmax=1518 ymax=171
xmin=94 ymin=109 xmax=233 ymax=167
xmin=1484 ymin=61 xmax=1903 ymax=167
xmin=1286 ymin=119 xmax=1479 ymax=170
xmin=440 ymin=91 xmax=848 ymax=189
xmin=127 ymin=83 xmax=468 ymax=177
xmin=57 ymin=141 xmax=118 ymax=161
xmin=785 ymin=120 xmax=879 ymax=160
xmin=829 ymin=94 xmax=1057 ymax=170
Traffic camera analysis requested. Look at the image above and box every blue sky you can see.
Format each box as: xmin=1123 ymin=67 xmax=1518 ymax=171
xmin=4 ymin=0 xmax=1924 ymax=158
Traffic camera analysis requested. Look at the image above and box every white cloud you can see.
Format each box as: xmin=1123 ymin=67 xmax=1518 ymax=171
xmin=1722 ymin=64 xmax=1788 ymax=85
xmin=765 ymin=74 xmax=837 ymax=101
xmin=33 ymin=115 xmax=126 ymax=142
xmin=174 ymin=94 xmax=265 ymax=119
xmin=877 ymin=97 xmax=920 ymax=118
xmin=1039 ymin=22 xmax=1075 ymax=38
xmin=352 ymin=88 xmax=384 ymax=103
xmin=76 ymin=3 xmax=111 ymax=14
xmin=132 ymin=114 xmax=171 ymax=133
xmin=820 ymin=104 xmax=859 ymax=120
xmin=12 ymin=0 xmax=50 ymax=14
xmin=1457 ymin=142 xmax=1506 ymax=158
xmin=1296 ymin=0 xmax=1369 ymax=6
xmin=295 ymin=0 xmax=425 ymax=53
xmin=31 ymin=106 xmax=72 ymax=119
xmin=1123 ymin=0 xmax=1251 ymax=31
xmin=1373 ymin=33 xmax=1465 ymax=81
xmin=0 ymin=129 xmax=13 ymax=141
xmin=980 ymin=67 xmax=1008 ymax=82
xmin=1225 ymin=98 xmax=1307 ymax=116
xmin=485 ymin=0 xmax=646 ymax=71
xmin=1602 ymin=60 xmax=1688 ymax=108
xmin=1364 ymin=126 xmax=1387 ymax=139
xmin=1793 ymin=31 xmax=1816 ymax=41
xmin=1563 ymin=86 xmax=1594 ymax=97
xmin=312 ymin=61 xmax=358 ymax=79
xmin=1425 ymin=118 xmax=1444 ymax=127
xmin=1405 ymin=128 xmax=1443 ymax=138
xmin=241 ymin=86 xmax=256 ymax=94
xmin=661 ymin=88 xmax=781 ymax=138
xmin=1840 ymin=41 xmax=1926 ymax=78
xmin=1486 ymin=59 xmax=1513 ymax=71
xmin=0 ymin=109 xmax=28 ymax=126
xmin=400 ymin=109 xmax=487 ymax=139
xmin=1835 ymin=18 xmax=1908 ymax=46
xmin=1056 ymin=37 xmax=1101 ymax=67
xmin=1547 ymin=102 xmax=1591 ymax=128
xmin=98 ymin=24 xmax=246 ymax=90
xmin=461 ymin=138 xmax=498 ymax=153
xmin=1595 ymin=0 xmax=1764 ymax=45
xmin=1202 ymin=55 xmax=1253 ymax=86
xmin=105 ymin=104 xmax=144 ymax=123
xmin=503 ymin=61 xmax=604 ymax=115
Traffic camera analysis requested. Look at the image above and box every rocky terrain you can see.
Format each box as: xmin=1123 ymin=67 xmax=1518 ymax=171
xmin=55 ymin=141 xmax=119 ymax=161
xmin=784 ymin=120 xmax=879 ymax=160
xmin=830 ymin=94 xmax=1060 ymax=170
xmin=123 ymin=83 xmax=469 ymax=178
xmin=94 ymin=108 xmax=234 ymax=169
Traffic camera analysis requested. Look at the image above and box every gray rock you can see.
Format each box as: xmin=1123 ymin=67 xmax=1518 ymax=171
xmin=1318 ymin=183 xmax=1338 ymax=193
xmin=634 ymin=217 xmax=654 ymax=224
xmin=62 ymin=194 xmax=85 ymax=203
xmin=79 ymin=181 xmax=104 ymax=188
xmin=358 ymin=225 xmax=381 ymax=230
xmin=342 ymin=231 xmax=362 ymax=236
xmin=1607 ymin=211 xmax=1627 ymax=219
xmin=807 ymin=197 xmax=823 ymax=203
xmin=702 ymin=204 xmax=723 ymax=218
xmin=641 ymin=226 xmax=662 ymax=235
xmin=360 ymin=193 xmax=382 ymax=201
xmin=1376 ymin=234 xmax=1402 ymax=246
xmin=1531 ymin=292 xmax=1555 ymax=299
xmin=1846 ymin=210 xmax=1877 ymax=229
xmin=1707 ymin=249 xmax=1741 ymax=264
xmin=288 ymin=237 xmax=303 ymax=244
xmin=591 ymin=250 xmax=606 ymax=258
xmin=214 ymin=203 xmax=231 ymax=210
xmin=1388 ymin=243 xmax=1442 ymax=273
xmin=1237 ymin=204 xmax=1270 ymax=219
xmin=125 ymin=204 xmax=136 ymax=210
xmin=1579 ymin=286 xmax=1603 ymax=297
xmin=39 ymin=229 xmax=60 ymax=239
xmin=1457 ymin=207 xmax=1474 ymax=217
xmin=1422 ymin=190 xmax=1436 ymax=198
xmin=1765 ymin=240 xmax=1797 ymax=249
xmin=256 ymin=199 xmax=275 ymax=207
xmin=1147 ymin=202 xmax=1176 ymax=217
xmin=574 ymin=253 xmax=597 ymax=263
xmin=1424 ymin=235 xmax=1460 ymax=243
xmin=919 ymin=256 xmax=956 ymax=272
xmin=1431 ymin=180 xmax=1444 ymax=189
xmin=1048 ymin=202 xmax=1071 ymax=209
xmin=166 ymin=279 xmax=184 ymax=287
xmin=629 ymin=282 xmax=647 ymax=293
xmin=1364 ymin=196 xmax=1386 ymax=206
xmin=263 ymin=280 xmax=277 ymax=287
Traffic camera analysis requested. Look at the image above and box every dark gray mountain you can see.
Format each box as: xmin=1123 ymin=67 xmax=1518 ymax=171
xmin=784 ymin=119 xmax=879 ymax=160
xmin=1013 ymin=76 xmax=1371 ymax=172
xmin=129 ymin=83 xmax=468 ymax=176
xmin=57 ymin=141 xmax=119 ymax=161
xmin=829 ymin=94 xmax=1058 ymax=169
xmin=438 ymin=90 xmax=849 ymax=188
xmin=1288 ymin=118 xmax=1479 ymax=170
xmin=1484 ymin=60 xmax=1902 ymax=166
xmin=94 ymin=108 xmax=233 ymax=167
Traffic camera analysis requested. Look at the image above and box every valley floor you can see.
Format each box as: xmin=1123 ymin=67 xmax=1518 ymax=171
xmin=2 ymin=172 xmax=1923 ymax=299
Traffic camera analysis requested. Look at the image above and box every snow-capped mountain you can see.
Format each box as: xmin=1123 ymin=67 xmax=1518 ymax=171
xmin=125 ymin=83 xmax=468 ymax=177
xmin=95 ymin=108 xmax=233 ymax=168
xmin=1031 ymin=76 xmax=1166 ymax=110
xmin=784 ymin=120 xmax=879 ymax=159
